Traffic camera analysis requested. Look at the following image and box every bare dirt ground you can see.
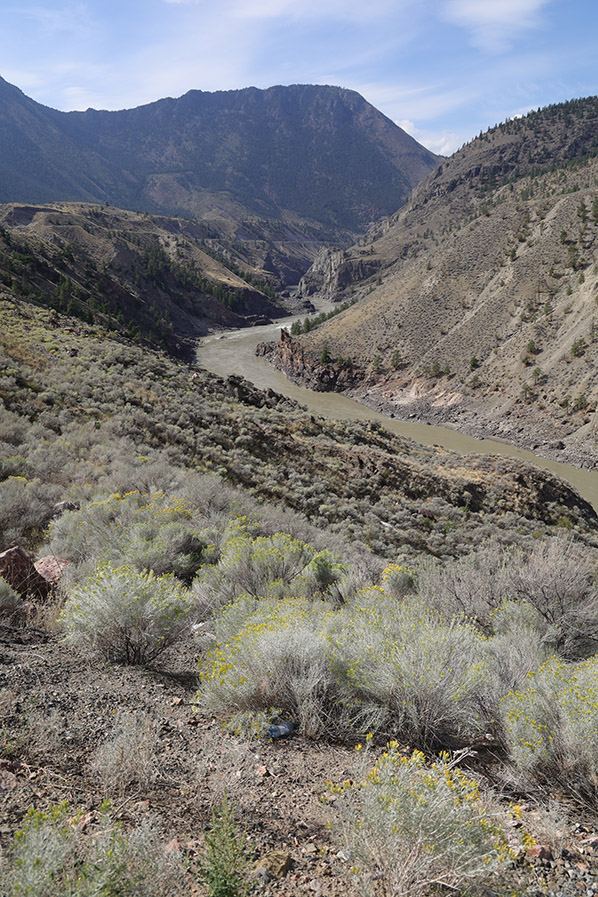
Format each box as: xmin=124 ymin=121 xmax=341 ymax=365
xmin=3 ymin=621 xmax=598 ymax=896
xmin=0 ymin=622 xmax=357 ymax=896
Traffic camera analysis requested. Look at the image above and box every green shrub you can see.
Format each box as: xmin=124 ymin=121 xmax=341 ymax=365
xmin=61 ymin=563 xmax=198 ymax=664
xmin=192 ymin=521 xmax=346 ymax=614
xmin=197 ymin=794 xmax=251 ymax=897
xmin=0 ymin=802 xmax=185 ymax=897
xmin=332 ymin=745 xmax=515 ymax=897
xmin=502 ymin=657 xmax=598 ymax=806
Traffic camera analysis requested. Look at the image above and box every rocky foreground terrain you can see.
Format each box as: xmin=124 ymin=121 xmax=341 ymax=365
xmin=1 ymin=293 xmax=598 ymax=895
xmin=3 ymin=621 xmax=598 ymax=897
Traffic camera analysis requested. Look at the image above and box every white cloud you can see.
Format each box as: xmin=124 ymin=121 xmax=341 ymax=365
xmin=355 ymin=80 xmax=477 ymax=124
xmin=396 ymin=119 xmax=462 ymax=155
xmin=443 ymin=0 xmax=549 ymax=52
xmin=228 ymin=0 xmax=398 ymax=22
xmin=18 ymin=3 xmax=93 ymax=39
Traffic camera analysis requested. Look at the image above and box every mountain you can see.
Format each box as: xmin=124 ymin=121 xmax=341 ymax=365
xmin=0 ymin=202 xmax=291 ymax=358
xmin=0 ymin=79 xmax=439 ymax=282
xmin=269 ymin=96 xmax=598 ymax=463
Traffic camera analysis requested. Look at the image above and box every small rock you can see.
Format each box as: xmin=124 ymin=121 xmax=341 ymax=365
xmin=165 ymin=837 xmax=184 ymax=855
xmin=34 ymin=556 xmax=72 ymax=584
xmin=184 ymin=838 xmax=204 ymax=855
xmin=527 ymin=844 xmax=554 ymax=861
xmin=52 ymin=500 xmax=80 ymax=518
xmin=0 ymin=768 xmax=18 ymax=791
xmin=256 ymin=764 xmax=269 ymax=777
xmin=309 ymin=879 xmax=322 ymax=894
xmin=74 ymin=811 xmax=94 ymax=831
xmin=253 ymin=851 xmax=292 ymax=879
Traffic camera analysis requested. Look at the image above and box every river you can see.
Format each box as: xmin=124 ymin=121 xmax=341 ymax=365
xmin=196 ymin=315 xmax=598 ymax=513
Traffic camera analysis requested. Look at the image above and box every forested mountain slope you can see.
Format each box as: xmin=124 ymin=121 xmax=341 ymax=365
xmin=0 ymin=202 xmax=294 ymax=358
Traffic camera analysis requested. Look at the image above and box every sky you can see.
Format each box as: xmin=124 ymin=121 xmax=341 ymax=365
xmin=1 ymin=0 xmax=596 ymax=156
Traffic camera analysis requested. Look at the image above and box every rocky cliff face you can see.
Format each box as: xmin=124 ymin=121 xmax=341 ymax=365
xmin=256 ymin=329 xmax=363 ymax=391
xmin=299 ymin=248 xmax=382 ymax=300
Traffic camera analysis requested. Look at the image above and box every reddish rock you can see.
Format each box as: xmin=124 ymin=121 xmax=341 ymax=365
xmin=0 ymin=546 xmax=51 ymax=600
xmin=527 ymin=844 xmax=554 ymax=861
xmin=34 ymin=556 xmax=72 ymax=584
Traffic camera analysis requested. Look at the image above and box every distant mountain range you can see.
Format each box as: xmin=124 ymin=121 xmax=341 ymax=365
xmin=0 ymin=78 xmax=439 ymax=280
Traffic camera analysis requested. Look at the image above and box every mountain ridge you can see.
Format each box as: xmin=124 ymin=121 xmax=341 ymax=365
xmin=0 ymin=78 xmax=439 ymax=282
xmin=268 ymin=95 xmax=598 ymax=464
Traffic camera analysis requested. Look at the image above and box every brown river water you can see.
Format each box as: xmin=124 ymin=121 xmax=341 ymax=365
xmin=196 ymin=315 xmax=598 ymax=513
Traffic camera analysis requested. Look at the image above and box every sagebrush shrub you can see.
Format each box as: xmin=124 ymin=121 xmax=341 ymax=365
xmin=508 ymin=538 xmax=598 ymax=658
xmin=0 ymin=801 xmax=185 ymax=897
xmin=46 ymin=490 xmax=216 ymax=585
xmin=91 ymin=710 xmax=157 ymax=793
xmin=418 ymin=537 xmax=598 ymax=659
xmin=198 ymin=595 xmax=334 ymax=737
xmin=501 ymin=656 xmax=598 ymax=806
xmin=0 ymin=475 xmax=62 ymax=551
xmin=0 ymin=577 xmax=22 ymax=619
xmin=332 ymin=745 xmax=515 ymax=897
xmin=61 ymin=563 xmax=198 ymax=663
xmin=416 ymin=542 xmax=512 ymax=626
xmin=329 ymin=591 xmax=490 ymax=748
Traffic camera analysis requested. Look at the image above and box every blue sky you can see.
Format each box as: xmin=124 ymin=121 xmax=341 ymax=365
xmin=1 ymin=0 xmax=596 ymax=155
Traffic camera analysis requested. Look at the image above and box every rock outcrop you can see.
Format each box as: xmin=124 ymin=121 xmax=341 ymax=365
xmin=256 ymin=329 xmax=361 ymax=392
xmin=0 ymin=546 xmax=51 ymax=600
xmin=299 ymin=247 xmax=382 ymax=300
xmin=34 ymin=556 xmax=72 ymax=584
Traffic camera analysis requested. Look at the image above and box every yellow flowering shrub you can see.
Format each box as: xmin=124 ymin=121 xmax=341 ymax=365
xmin=328 ymin=592 xmax=490 ymax=748
xmin=46 ymin=489 xmax=216 ymax=584
xmin=198 ymin=595 xmax=335 ymax=736
xmin=0 ymin=801 xmax=184 ymax=897
xmin=332 ymin=744 xmax=516 ymax=897
xmin=192 ymin=521 xmax=347 ymax=612
xmin=502 ymin=656 xmax=598 ymax=805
